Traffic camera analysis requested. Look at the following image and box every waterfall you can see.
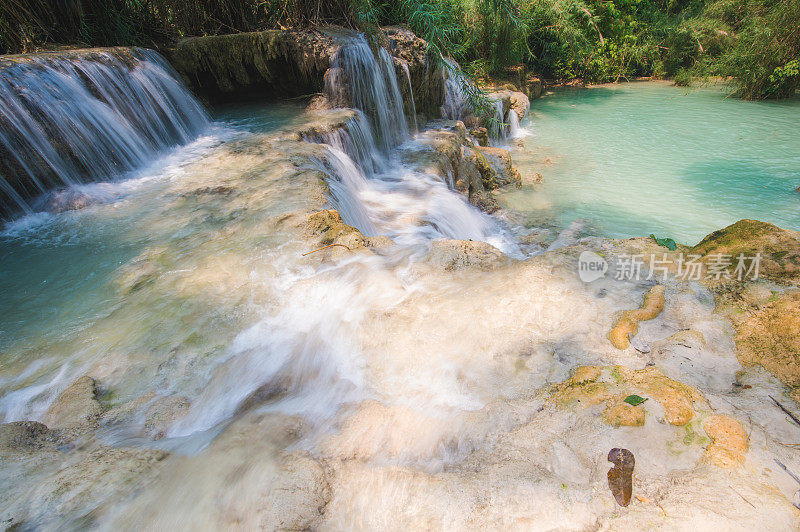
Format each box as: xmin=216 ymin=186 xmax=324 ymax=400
xmin=0 ymin=48 xmax=209 ymax=218
xmin=508 ymin=109 xmax=525 ymax=139
xmin=304 ymin=37 xmax=518 ymax=252
xmin=441 ymin=59 xmax=506 ymax=142
xmin=398 ymin=59 xmax=418 ymax=133
xmin=326 ymin=35 xmax=409 ymax=152
xmin=441 ymin=58 xmax=472 ymax=123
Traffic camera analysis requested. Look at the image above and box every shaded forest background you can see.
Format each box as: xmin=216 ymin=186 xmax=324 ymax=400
xmin=1 ymin=0 xmax=798 ymax=99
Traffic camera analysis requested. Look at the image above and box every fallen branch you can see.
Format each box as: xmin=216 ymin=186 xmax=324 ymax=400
xmin=301 ymin=243 xmax=353 ymax=257
xmin=774 ymin=458 xmax=800 ymax=486
xmin=769 ymin=395 xmax=800 ymax=428
xmin=729 ymin=485 xmax=756 ymax=508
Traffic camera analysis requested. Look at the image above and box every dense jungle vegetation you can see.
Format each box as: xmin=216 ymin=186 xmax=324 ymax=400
xmin=1 ymin=0 xmax=798 ymax=99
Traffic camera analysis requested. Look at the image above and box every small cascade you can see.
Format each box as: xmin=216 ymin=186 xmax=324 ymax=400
xmin=441 ymin=58 xmax=472 ymax=122
xmin=326 ymin=35 xmax=409 ymax=152
xmin=398 ymin=59 xmax=418 ymax=133
xmin=507 ymin=109 xmax=526 ymax=139
xmin=0 ymin=48 xmax=209 ymax=218
xmin=441 ymin=59 xmax=507 ymax=142
xmin=487 ymin=96 xmax=506 ymax=140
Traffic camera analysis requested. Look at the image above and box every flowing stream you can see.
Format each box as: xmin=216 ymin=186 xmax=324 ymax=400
xmin=1 ymin=39 xmax=800 ymax=529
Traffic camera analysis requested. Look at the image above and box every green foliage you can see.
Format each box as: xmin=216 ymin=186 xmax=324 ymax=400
xmin=673 ymin=67 xmax=692 ymax=86
xmin=623 ymin=394 xmax=648 ymax=406
xmin=650 ymin=234 xmax=678 ymax=250
xmin=703 ymin=0 xmax=800 ymax=99
xmin=1 ymin=0 xmax=797 ymax=100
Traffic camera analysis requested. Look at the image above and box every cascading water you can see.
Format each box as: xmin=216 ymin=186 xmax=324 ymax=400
xmin=326 ymin=35 xmax=409 ymax=152
xmin=0 ymin=48 xmax=208 ymax=218
xmin=312 ymin=37 xmax=517 ymax=252
xmin=441 ymin=58 xmax=506 ymax=142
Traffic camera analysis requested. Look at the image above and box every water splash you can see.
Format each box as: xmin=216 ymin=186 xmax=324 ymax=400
xmin=0 ymin=48 xmax=208 ymax=218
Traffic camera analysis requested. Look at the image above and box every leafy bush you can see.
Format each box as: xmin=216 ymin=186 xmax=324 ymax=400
xmin=1 ymin=0 xmax=797 ymax=100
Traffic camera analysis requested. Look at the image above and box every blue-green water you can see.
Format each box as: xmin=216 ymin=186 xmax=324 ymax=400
xmin=504 ymin=81 xmax=800 ymax=245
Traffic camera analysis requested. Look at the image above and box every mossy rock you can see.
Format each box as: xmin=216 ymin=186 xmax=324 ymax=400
xmin=691 ymin=219 xmax=800 ymax=286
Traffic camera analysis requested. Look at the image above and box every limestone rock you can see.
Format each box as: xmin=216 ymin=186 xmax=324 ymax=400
xmin=552 ymin=365 xmax=705 ymax=426
xmin=25 ymin=446 xmax=168 ymax=523
xmin=384 ymin=27 xmax=445 ymax=121
xmin=475 ymin=146 xmax=522 ymax=188
xmin=305 ymin=209 xmax=367 ymax=251
xmin=42 ymin=376 xmax=103 ymax=430
xmin=509 ymin=91 xmax=530 ymax=120
xmin=260 ymin=453 xmax=331 ymax=531
xmin=428 ymin=239 xmax=510 ymax=271
xmin=0 ymin=421 xmax=58 ymax=453
xmin=619 ymin=366 xmax=704 ymax=426
xmin=608 ymin=285 xmax=666 ymax=350
xmin=526 ymin=76 xmax=544 ymax=100
xmin=691 ymin=219 xmax=800 ymax=286
xmin=168 ymin=29 xmax=336 ymax=104
xmin=703 ymin=415 xmax=748 ymax=468
xmin=144 ymin=395 xmax=191 ymax=440
xmin=731 ymin=290 xmax=800 ymax=399
xmin=604 ymin=403 xmax=645 ymax=427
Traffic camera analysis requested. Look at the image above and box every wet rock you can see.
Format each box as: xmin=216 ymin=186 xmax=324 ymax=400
xmin=42 ymin=376 xmax=103 ymax=430
xmin=292 ymin=109 xmax=360 ymax=144
xmin=603 ymin=403 xmax=645 ymax=427
xmin=470 ymin=127 xmax=489 ymax=147
xmin=384 ymin=27 xmax=445 ymax=122
xmin=182 ymin=185 xmax=234 ymax=197
xmin=0 ymin=422 xmax=58 ymax=453
xmin=703 ymin=415 xmax=748 ymax=468
xmin=38 ymin=189 xmax=96 ymax=213
xmin=475 ymin=146 xmax=522 ymax=188
xmin=23 ymin=446 xmax=168 ymax=525
xmin=260 ymin=453 xmax=331 ymax=530
xmin=365 ymin=235 xmax=395 ymax=250
xmin=428 ymin=239 xmax=510 ymax=271
xmin=144 ymin=396 xmax=191 ymax=440
xmin=305 ymin=209 xmax=367 ymax=251
xmin=691 ymin=219 xmax=800 ymax=286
